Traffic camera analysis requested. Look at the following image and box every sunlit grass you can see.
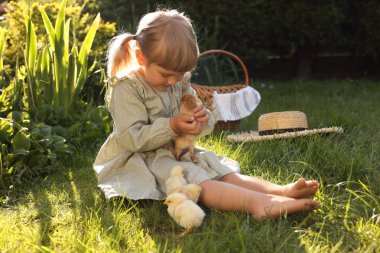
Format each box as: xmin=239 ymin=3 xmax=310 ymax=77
xmin=0 ymin=79 xmax=379 ymax=252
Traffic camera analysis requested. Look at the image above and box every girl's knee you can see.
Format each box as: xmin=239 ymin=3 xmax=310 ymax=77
xmin=199 ymin=179 xmax=215 ymax=189
xmin=199 ymin=180 xmax=224 ymax=196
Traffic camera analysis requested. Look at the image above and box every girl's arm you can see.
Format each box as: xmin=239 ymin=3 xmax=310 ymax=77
xmin=109 ymin=81 xmax=177 ymax=152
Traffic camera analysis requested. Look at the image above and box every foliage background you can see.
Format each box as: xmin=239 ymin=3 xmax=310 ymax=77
xmin=92 ymin=0 xmax=380 ymax=79
xmin=0 ymin=0 xmax=114 ymax=193
xmin=0 ymin=1 xmax=378 ymax=252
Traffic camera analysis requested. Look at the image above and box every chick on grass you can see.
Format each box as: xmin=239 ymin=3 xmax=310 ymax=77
xmin=177 ymin=183 xmax=202 ymax=203
xmin=164 ymin=192 xmax=206 ymax=236
xmin=172 ymin=94 xmax=199 ymax=161
xmin=165 ymin=166 xmax=188 ymax=195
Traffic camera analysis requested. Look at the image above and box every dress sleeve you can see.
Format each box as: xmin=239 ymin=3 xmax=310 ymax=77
xmin=183 ymin=84 xmax=216 ymax=137
xmin=109 ymin=80 xmax=177 ymax=152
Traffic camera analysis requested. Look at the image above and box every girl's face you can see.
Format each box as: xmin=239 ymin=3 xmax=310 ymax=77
xmin=141 ymin=63 xmax=185 ymax=91
xmin=136 ymin=50 xmax=185 ymax=91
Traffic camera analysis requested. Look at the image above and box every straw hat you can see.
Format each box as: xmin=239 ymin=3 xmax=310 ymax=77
xmin=227 ymin=111 xmax=343 ymax=142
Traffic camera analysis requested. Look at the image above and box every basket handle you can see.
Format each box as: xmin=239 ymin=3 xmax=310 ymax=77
xmin=198 ymin=49 xmax=250 ymax=86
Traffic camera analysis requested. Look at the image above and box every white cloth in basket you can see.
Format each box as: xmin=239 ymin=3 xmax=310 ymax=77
xmin=212 ymin=86 xmax=261 ymax=122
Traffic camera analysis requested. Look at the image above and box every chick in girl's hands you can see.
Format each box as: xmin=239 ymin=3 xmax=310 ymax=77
xmin=177 ymin=183 xmax=202 ymax=203
xmin=172 ymin=94 xmax=199 ymax=160
xmin=180 ymin=93 xmax=199 ymax=115
xmin=164 ymin=192 xmax=205 ymax=236
xmin=165 ymin=166 xmax=188 ymax=195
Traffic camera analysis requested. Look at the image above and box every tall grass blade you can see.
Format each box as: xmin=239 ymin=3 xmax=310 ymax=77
xmin=24 ymin=15 xmax=37 ymax=108
xmin=68 ymin=45 xmax=78 ymax=101
xmin=40 ymin=8 xmax=56 ymax=48
xmin=13 ymin=39 xmax=23 ymax=112
xmin=25 ymin=15 xmax=37 ymax=77
xmin=62 ymin=18 xmax=71 ymax=111
xmin=0 ymin=27 xmax=5 ymax=74
xmin=40 ymin=8 xmax=59 ymax=108
xmin=78 ymin=14 xmax=100 ymax=63
xmin=36 ymin=47 xmax=53 ymax=104
xmin=0 ymin=27 xmax=5 ymax=88
xmin=75 ymin=13 xmax=100 ymax=98
xmin=53 ymin=0 xmax=68 ymax=113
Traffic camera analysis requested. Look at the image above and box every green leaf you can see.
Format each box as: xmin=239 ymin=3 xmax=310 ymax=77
xmin=53 ymin=0 xmax=69 ymax=115
xmin=40 ymin=8 xmax=56 ymax=48
xmin=0 ymin=27 xmax=6 ymax=73
xmin=0 ymin=118 xmax=14 ymax=142
xmin=13 ymin=148 xmax=30 ymax=156
xmin=51 ymin=135 xmax=66 ymax=151
xmin=55 ymin=0 xmax=67 ymax=39
xmin=66 ymin=122 xmax=82 ymax=136
xmin=75 ymin=13 xmax=100 ymax=97
xmin=39 ymin=47 xmax=53 ymax=103
xmin=78 ymin=13 xmax=100 ymax=63
xmin=64 ymin=18 xmax=72 ymax=105
xmin=68 ymin=45 xmax=78 ymax=99
xmin=8 ymin=111 xmax=23 ymax=122
xmin=24 ymin=14 xmax=38 ymax=108
xmin=0 ymin=27 xmax=5 ymax=55
xmin=24 ymin=15 xmax=37 ymax=76
xmin=52 ymin=125 xmax=66 ymax=137
xmin=1 ymin=144 xmax=8 ymax=155
xmin=12 ymin=130 xmax=31 ymax=151
xmin=37 ymin=123 xmax=52 ymax=138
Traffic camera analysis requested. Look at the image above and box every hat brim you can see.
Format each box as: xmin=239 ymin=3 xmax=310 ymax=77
xmin=227 ymin=127 xmax=344 ymax=142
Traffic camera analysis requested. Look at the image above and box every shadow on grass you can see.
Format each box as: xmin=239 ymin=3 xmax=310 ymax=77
xmin=24 ymin=152 xmax=124 ymax=250
xmin=112 ymin=196 xmax=311 ymax=252
xmin=31 ymin=189 xmax=52 ymax=246
xmin=21 ymin=151 xmax=313 ymax=252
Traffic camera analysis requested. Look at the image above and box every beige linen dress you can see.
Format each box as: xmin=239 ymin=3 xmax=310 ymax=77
xmin=93 ymin=71 xmax=239 ymax=200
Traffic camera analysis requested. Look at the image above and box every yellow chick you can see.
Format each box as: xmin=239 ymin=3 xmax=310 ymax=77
xmin=172 ymin=94 xmax=199 ymax=161
xmin=165 ymin=166 xmax=188 ymax=195
xmin=164 ymin=192 xmax=206 ymax=236
xmin=177 ymin=183 xmax=202 ymax=203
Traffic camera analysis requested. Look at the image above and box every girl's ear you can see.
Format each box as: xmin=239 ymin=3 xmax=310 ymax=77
xmin=135 ymin=49 xmax=146 ymax=66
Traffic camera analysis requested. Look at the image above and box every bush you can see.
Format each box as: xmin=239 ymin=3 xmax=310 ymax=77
xmin=1 ymin=0 xmax=117 ymax=75
xmin=94 ymin=0 xmax=380 ymax=79
xmin=0 ymin=118 xmax=68 ymax=189
xmin=344 ymin=1 xmax=380 ymax=56
xmin=0 ymin=66 xmax=112 ymax=194
xmin=0 ymin=0 xmax=114 ymax=194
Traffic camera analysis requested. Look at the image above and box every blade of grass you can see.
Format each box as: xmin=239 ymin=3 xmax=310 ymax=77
xmin=54 ymin=0 xmax=68 ymax=113
xmin=74 ymin=13 xmax=100 ymax=98
xmin=0 ymin=27 xmax=6 ymax=79
xmin=40 ymin=8 xmax=56 ymax=49
xmin=68 ymin=45 xmax=78 ymax=100
xmin=24 ymin=15 xmax=37 ymax=108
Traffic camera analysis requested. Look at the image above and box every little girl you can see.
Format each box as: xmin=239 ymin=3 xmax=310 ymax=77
xmin=93 ymin=9 xmax=320 ymax=220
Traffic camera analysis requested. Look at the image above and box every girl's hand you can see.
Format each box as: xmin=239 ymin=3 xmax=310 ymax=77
xmin=193 ymin=104 xmax=208 ymax=125
xmin=170 ymin=114 xmax=203 ymax=135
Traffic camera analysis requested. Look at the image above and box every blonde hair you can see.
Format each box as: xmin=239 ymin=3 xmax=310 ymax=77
xmin=107 ymin=10 xmax=199 ymax=78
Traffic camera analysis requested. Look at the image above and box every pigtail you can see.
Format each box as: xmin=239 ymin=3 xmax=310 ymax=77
xmin=104 ymin=33 xmax=137 ymax=108
xmin=107 ymin=33 xmax=136 ymax=78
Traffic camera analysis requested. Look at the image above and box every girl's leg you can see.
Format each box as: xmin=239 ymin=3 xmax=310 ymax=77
xmin=220 ymin=173 xmax=319 ymax=199
xmin=199 ymin=180 xmax=320 ymax=220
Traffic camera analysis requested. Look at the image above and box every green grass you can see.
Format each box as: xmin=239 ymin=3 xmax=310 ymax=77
xmin=0 ymin=79 xmax=379 ymax=252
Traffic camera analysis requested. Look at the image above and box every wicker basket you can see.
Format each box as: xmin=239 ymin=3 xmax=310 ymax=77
xmin=191 ymin=49 xmax=250 ymax=131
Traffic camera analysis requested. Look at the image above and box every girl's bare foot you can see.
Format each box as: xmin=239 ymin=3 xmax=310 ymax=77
xmin=282 ymin=178 xmax=320 ymax=199
xmin=251 ymin=194 xmax=320 ymax=220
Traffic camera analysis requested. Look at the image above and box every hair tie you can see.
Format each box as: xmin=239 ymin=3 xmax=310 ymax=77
xmin=133 ymin=35 xmax=138 ymax=40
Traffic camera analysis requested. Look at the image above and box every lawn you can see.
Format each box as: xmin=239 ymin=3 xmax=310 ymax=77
xmin=0 ymin=79 xmax=379 ymax=252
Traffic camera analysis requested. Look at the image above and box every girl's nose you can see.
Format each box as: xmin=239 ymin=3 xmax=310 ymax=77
xmin=168 ymin=76 xmax=176 ymax=85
